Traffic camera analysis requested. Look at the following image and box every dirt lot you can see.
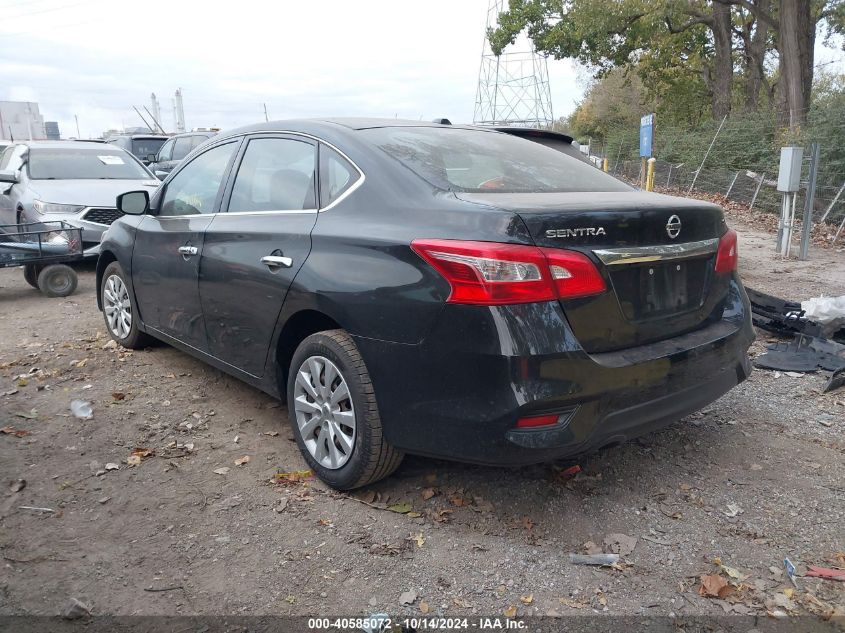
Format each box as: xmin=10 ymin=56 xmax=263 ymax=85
xmin=1 ymin=216 xmax=843 ymax=621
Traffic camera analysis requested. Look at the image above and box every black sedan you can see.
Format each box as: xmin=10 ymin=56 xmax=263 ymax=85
xmin=97 ymin=119 xmax=754 ymax=489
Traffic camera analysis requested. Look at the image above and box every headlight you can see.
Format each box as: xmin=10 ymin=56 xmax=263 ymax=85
xmin=32 ymin=200 xmax=85 ymax=215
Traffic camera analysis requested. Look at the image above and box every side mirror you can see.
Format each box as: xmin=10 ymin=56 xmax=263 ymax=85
xmin=117 ymin=190 xmax=149 ymax=215
xmin=0 ymin=169 xmax=18 ymax=184
xmin=147 ymin=153 xmax=157 ymax=163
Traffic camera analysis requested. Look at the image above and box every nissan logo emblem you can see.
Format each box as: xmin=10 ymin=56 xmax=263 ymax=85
xmin=666 ymin=215 xmax=682 ymax=239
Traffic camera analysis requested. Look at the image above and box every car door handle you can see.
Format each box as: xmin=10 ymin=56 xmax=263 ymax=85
xmin=261 ymin=255 xmax=293 ymax=268
xmin=178 ymin=246 xmax=198 ymax=256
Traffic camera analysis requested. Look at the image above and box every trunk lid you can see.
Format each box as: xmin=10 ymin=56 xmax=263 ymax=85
xmin=455 ymin=191 xmax=732 ymax=352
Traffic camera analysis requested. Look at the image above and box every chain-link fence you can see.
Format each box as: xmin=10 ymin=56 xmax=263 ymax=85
xmin=583 ymin=109 xmax=845 ymax=244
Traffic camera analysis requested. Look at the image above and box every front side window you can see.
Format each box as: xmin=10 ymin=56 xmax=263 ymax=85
xmin=228 ymin=137 xmax=316 ymax=212
xmin=172 ymin=136 xmax=193 ymax=161
xmin=360 ymin=126 xmax=631 ymax=194
xmin=27 ymin=148 xmax=151 ymax=180
xmin=157 ymin=138 xmax=175 ymax=162
xmin=159 ymin=142 xmax=238 ymax=216
xmin=319 ymin=145 xmax=359 ymax=207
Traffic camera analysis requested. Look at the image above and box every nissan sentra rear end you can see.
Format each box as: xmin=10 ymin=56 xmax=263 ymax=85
xmin=348 ymin=124 xmax=755 ymax=466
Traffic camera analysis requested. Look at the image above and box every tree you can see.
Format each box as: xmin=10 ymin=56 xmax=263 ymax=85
xmin=488 ymin=0 xmax=838 ymax=129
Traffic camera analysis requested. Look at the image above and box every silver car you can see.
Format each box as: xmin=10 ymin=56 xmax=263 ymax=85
xmin=0 ymin=141 xmax=160 ymax=255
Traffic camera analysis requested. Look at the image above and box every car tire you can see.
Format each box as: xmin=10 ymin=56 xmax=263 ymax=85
xmin=36 ymin=264 xmax=78 ymax=297
xmin=23 ymin=264 xmax=42 ymax=289
xmin=101 ymin=261 xmax=151 ymax=349
xmin=287 ymin=329 xmax=403 ymax=490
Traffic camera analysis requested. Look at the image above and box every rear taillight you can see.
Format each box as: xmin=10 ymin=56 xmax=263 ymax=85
xmin=715 ymin=229 xmax=738 ymax=274
xmin=516 ymin=413 xmax=561 ymax=428
xmin=410 ymin=239 xmax=606 ymax=305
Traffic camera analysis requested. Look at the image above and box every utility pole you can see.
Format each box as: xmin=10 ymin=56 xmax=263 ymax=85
xmin=263 ymin=103 xmax=269 ymax=122
xmin=74 ymin=114 xmax=80 ymax=138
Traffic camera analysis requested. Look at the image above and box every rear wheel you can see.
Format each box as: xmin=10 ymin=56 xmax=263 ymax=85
xmin=101 ymin=261 xmax=151 ymax=349
xmin=287 ymin=329 xmax=403 ymax=489
xmin=36 ymin=264 xmax=77 ymax=297
xmin=23 ymin=264 xmax=41 ymax=289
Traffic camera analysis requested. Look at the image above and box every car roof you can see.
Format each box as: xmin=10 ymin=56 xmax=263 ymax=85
xmin=108 ymin=134 xmax=169 ymax=140
xmin=23 ymin=140 xmax=130 ymax=150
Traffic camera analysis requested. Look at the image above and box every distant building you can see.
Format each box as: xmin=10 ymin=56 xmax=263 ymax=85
xmin=0 ymin=101 xmax=46 ymax=140
xmin=45 ymin=121 xmax=60 ymax=140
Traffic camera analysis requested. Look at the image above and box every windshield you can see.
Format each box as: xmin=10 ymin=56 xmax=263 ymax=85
xmin=361 ymin=126 xmax=631 ymax=193
xmin=27 ymin=148 xmax=151 ymax=180
xmin=131 ymin=138 xmax=166 ymax=158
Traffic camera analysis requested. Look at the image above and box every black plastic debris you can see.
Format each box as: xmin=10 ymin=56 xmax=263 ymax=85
xmin=746 ymin=288 xmax=823 ymax=337
xmin=754 ymin=334 xmax=845 ymax=392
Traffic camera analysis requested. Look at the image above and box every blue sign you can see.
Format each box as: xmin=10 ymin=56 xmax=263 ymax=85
xmin=640 ymin=113 xmax=655 ymax=157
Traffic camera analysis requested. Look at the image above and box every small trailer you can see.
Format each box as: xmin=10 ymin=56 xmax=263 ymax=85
xmin=0 ymin=222 xmax=84 ymax=297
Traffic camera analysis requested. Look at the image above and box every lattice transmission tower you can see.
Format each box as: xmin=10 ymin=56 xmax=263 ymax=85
xmin=473 ymin=0 xmax=554 ymax=127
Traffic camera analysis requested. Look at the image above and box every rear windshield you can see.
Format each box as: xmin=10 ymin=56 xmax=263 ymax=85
xmin=361 ymin=126 xmax=631 ymax=193
xmin=27 ymin=148 xmax=151 ymax=180
xmin=131 ymin=138 xmax=167 ymax=158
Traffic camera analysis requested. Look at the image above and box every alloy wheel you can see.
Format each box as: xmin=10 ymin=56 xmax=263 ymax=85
xmin=103 ymin=274 xmax=132 ymax=339
xmin=292 ymin=355 xmax=356 ymax=469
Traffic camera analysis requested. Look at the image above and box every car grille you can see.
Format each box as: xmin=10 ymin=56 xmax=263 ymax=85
xmin=82 ymin=207 xmax=124 ymax=225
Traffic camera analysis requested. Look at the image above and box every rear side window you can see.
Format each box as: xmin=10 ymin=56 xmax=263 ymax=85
xmin=228 ymin=137 xmax=316 ymax=212
xmin=191 ymin=135 xmax=210 ymax=150
xmin=361 ymin=126 xmax=630 ymax=193
xmin=319 ymin=145 xmax=359 ymax=207
xmin=131 ymin=138 xmax=166 ymax=158
xmin=172 ymin=136 xmax=193 ymax=161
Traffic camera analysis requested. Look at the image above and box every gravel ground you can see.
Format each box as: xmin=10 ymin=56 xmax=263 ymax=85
xmin=0 ymin=217 xmax=843 ymax=621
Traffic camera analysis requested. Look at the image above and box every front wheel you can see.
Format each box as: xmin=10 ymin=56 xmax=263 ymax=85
xmin=287 ymin=329 xmax=403 ymax=490
xmin=101 ymin=261 xmax=151 ymax=349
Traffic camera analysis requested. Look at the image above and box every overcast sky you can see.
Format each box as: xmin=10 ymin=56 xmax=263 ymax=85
xmin=1 ymin=0 xmax=844 ymax=139
xmin=0 ymin=0 xmax=584 ymax=138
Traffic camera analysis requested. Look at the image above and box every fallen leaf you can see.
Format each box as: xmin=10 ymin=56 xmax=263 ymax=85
xmin=234 ymin=455 xmax=251 ymax=466
xmin=16 ymin=377 xmax=28 ymax=387
xmin=1 ymin=426 xmax=30 ymax=438
xmin=421 ymin=487 xmax=436 ymax=500
xmin=127 ymin=455 xmax=142 ymax=466
xmin=520 ymin=594 xmax=534 ymax=605
xmin=504 ymin=606 xmax=517 ymax=618
xmin=698 ymin=574 xmax=732 ymax=598
xmin=317 ymin=518 xmax=333 ymax=527
xmin=410 ymin=532 xmax=425 ymax=548
xmin=521 ymin=516 xmax=535 ymax=531
xmin=274 ymin=469 xmax=313 ymax=484
xmin=420 ymin=601 xmax=430 ymax=614
xmin=559 ymin=597 xmax=589 ymax=609
xmin=448 ymin=493 xmax=468 ymax=507
xmin=214 ymin=467 xmax=231 ymax=476
xmin=604 ymin=533 xmax=638 ymax=556
xmin=112 ymin=392 xmax=126 ymax=401
xmin=719 ymin=563 xmax=747 ymax=581
xmin=387 ymin=502 xmax=413 ymax=514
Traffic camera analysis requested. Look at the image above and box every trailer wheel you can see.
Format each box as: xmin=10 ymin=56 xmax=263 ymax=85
xmin=37 ymin=264 xmax=78 ymax=297
xmin=23 ymin=264 xmax=42 ymax=289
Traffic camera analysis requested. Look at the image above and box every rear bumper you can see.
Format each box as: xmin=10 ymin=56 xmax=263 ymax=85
xmin=354 ymin=277 xmax=754 ymax=466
